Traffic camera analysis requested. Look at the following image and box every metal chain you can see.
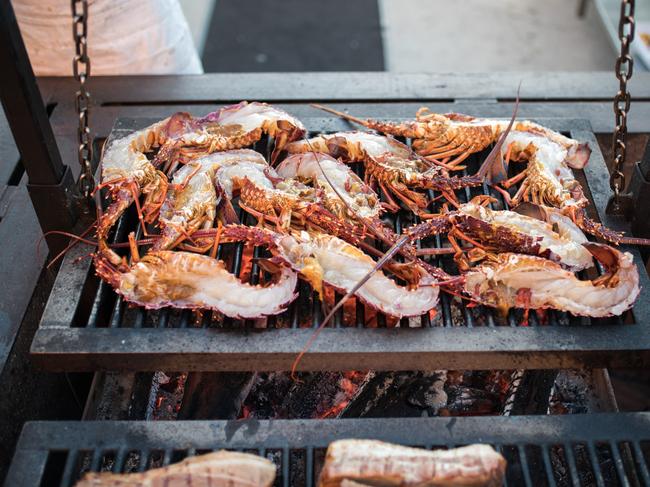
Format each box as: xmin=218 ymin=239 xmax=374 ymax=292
xmin=610 ymin=0 xmax=635 ymax=206
xmin=72 ymin=0 xmax=94 ymax=198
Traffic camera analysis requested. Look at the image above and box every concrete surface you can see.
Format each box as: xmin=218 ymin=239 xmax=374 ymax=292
xmin=190 ymin=0 xmax=620 ymax=72
xmin=379 ymin=0 xmax=617 ymax=71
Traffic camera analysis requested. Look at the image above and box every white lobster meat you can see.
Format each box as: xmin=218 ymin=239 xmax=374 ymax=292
xmin=464 ymin=243 xmax=639 ymax=317
xmin=276 ymin=231 xmax=439 ymax=318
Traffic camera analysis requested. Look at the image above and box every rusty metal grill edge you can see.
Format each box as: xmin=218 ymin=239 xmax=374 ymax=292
xmin=29 ymin=115 xmax=650 ymax=371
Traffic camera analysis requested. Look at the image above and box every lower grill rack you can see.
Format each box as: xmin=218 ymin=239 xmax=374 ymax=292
xmin=8 ymin=413 xmax=650 ymax=487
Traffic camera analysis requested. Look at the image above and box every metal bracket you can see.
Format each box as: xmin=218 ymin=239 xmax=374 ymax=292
xmin=26 ymin=165 xmax=79 ymax=253
xmin=630 ymin=140 xmax=650 ymax=239
xmin=606 ymin=192 xmax=635 ymax=219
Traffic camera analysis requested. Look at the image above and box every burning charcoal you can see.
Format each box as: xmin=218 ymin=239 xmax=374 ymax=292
xmin=342 ymin=371 xmax=448 ymax=418
xmin=441 ymin=386 xmax=501 ymax=416
xmin=241 ymin=371 xmax=370 ymax=419
xmin=405 ymin=371 xmax=447 ymax=412
xmin=150 ymin=372 xmax=187 ymax=420
xmin=178 ymin=372 xmax=256 ymax=419
xmin=549 ymin=370 xmax=590 ymax=415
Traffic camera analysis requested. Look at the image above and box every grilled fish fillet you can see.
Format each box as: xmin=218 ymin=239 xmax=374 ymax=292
xmin=75 ymin=450 xmax=275 ymax=487
xmin=318 ymin=440 xmax=506 ymax=487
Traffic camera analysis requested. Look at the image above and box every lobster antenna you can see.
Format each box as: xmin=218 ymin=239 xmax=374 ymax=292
xmin=41 ymin=224 xmax=96 ymax=268
xmin=477 ymin=83 xmax=521 ymax=181
xmin=311 ymin=104 xmax=370 ymax=128
xmin=314 ymin=104 xmax=451 ymax=171
xmin=290 ymin=233 xmax=411 ymax=379
xmin=39 ymin=188 xmax=104 ymax=266
xmin=619 ymin=236 xmax=650 ymax=246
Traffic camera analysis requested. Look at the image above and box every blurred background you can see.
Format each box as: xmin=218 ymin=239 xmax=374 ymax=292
xmin=180 ymin=0 xmax=650 ymax=73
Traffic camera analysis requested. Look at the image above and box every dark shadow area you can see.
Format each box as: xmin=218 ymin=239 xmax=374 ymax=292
xmin=202 ymin=0 xmax=383 ymax=72
xmin=0 ymin=263 xmax=88 ymax=482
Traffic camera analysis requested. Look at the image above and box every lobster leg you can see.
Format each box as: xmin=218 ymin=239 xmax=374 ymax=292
xmin=500 ymin=169 xmax=528 ymax=189
xmin=446 ymin=148 xmax=474 ymax=167
xmin=378 ymin=181 xmax=403 ymax=212
xmin=388 ymin=182 xmax=430 ymax=214
xmin=141 ymin=171 xmax=169 ymax=224
xmin=414 ymin=137 xmax=460 ymax=156
xmin=510 ymin=178 xmax=529 ymax=206
xmin=450 ymin=227 xmax=488 ymax=251
xmin=169 ymin=162 xmax=201 ymax=192
xmin=423 ymin=143 xmax=468 ymax=159
xmin=127 ymin=181 xmax=150 ymax=237
xmin=128 ymin=232 xmax=140 ymax=263
xmin=447 ymin=232 xmax=470 ymax=272
xmin=210 ymin=221 xmax=223 ymax=259
xmin=490 ymin=184 xmax=515 ymax=207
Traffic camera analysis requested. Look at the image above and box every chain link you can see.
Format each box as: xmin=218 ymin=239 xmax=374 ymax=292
xmin=610 ymin=0 xmax=635 ymax=205
xmin=72 ymin=0 xmax=94 ymax=198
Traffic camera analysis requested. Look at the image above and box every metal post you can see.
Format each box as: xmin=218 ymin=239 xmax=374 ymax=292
xmin=0 ymin=0 xmax=78 ymax=255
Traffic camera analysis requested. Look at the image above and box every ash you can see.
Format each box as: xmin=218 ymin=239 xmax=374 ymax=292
xmin=549 ymin=370 xmax=590 ymax=415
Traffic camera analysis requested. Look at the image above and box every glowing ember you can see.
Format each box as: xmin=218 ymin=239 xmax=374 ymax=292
xmin=240 ymin=405 xmax=252 ymax=419
xmin=319 ymin=400 xmax=350 ymax=419
xmin=317 ymin=371 xmax=366 ymax=418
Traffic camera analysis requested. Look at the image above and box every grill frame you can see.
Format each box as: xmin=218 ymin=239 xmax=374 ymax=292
xmin=8 ymin=413 xmax=650 ymax=486
xmin=29 ymin=115 xmax=650 ymax=372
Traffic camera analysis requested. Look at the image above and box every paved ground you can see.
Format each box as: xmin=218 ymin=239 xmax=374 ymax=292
xmin=186 ymin=0 xmax=617 ymax=72
xmin=379 ymin=0 xmax=616 ymax=71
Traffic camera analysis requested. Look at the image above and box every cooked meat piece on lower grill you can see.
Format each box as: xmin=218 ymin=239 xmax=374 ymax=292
xmin=75 ymin=450 xmax=275 ymax=487
xmin=318 ymin=440 xmax=506 ymax=487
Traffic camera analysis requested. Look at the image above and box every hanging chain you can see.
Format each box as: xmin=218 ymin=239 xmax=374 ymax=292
xmin=72 ymin=0 xmax=94 ymax=199
xmin=610 ymin=0 xmax=635 ymax=207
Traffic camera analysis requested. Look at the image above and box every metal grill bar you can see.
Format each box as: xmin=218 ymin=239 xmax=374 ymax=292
xmin=30 ymin=115 xmax=650 ymax=371
xmin=7 ymin=413 xmax=650 ymax=486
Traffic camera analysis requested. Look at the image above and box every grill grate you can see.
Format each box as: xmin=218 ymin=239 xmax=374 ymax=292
xmin=7 ymin=413 xmax=650 ymax=486
xmin=30 ymin=115 xmax=650 ymax=371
